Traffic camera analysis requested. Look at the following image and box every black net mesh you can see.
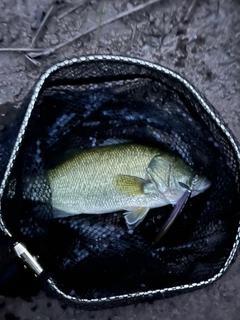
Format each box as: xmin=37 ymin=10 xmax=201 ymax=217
xmin=0 ymin=57 xmax=240 ymax=309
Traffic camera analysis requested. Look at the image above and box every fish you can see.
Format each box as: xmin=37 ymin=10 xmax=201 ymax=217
xmin=47 ymin=141 xmax=211 ymax=229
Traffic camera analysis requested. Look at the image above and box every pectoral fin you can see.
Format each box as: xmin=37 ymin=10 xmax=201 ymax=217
xmin=115 ymin=175 xmax=151 ymax=196
xmin=124 ymin=207 xmax=149 ymax=229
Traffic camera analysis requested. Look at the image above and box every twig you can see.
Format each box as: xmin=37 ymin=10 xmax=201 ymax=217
xmin=28 ymin=0 xmax=161 ymax=59
xmin=0 ymin=47 xmax=45 ymax=52
xmin=215 ymin=0 xmax=220 ymax=17
xmin=31 ymin=3 xmax=55 ymax=47
xmin=94 ymin=0 xmax=105 ymax=54
xmin=25 ymin=54 xmax=42 ymax=66
xmin=58 ymin=0 xmax=85 ymax=19
xmin=219 ymin=58 xmax=240 ymax=66
xmin=26 ymin=2 xmax=58 ymax=66
xmin=183 ymin=0 xmax=198 ymax=23
xmin=130 ymin=23 xmax=137 ymax=41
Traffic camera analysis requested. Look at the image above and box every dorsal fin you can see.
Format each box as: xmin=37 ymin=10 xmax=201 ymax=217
xmin=99 ymin=138 xmax=131 ymax=146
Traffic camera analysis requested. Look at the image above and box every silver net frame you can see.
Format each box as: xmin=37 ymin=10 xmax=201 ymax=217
xmin=0 ymin=55 xmax=240 ymax=308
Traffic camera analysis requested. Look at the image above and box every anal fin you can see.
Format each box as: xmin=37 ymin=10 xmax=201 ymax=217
xmin=52 ymin=207 xmax=72 ymax=219
xmin=124 ymin=207 xmax=149 ymax=229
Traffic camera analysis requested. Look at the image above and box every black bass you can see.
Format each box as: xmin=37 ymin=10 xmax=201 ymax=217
xmin=47 ymin=143 xmax=211 ymax=229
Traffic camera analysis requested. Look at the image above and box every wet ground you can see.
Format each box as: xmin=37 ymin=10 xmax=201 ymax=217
xmin=0 ymin=0 xmax=240 ymax=319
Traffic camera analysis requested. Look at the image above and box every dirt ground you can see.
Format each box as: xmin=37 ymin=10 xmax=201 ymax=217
xmin=0 ymin=0 xmax=240 ymax=319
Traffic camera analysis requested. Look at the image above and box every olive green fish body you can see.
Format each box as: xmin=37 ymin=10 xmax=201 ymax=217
xmin=48 ymin=144 xmax=160 ymax=212
xmin=47 ymin=143 xmax=211 ymax=229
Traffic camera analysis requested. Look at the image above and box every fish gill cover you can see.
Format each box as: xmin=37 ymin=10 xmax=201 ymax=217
xmin=0 ymin=56 xmax=240 ymax=309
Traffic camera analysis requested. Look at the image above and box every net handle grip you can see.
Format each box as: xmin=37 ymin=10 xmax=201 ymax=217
xmin=13 ymin=242 xmax=44 ymax=276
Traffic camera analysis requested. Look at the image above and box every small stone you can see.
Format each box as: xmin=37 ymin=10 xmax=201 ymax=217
xmin=50 ymin=36 xmax=59 ymax=46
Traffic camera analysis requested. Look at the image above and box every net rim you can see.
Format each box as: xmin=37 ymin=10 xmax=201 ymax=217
xmin=0 ymin=54 xmax=240 ymax=305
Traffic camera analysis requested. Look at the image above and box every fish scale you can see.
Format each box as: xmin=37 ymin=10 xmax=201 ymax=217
xmin=48 ymin=144 xmax=157 ymax=210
